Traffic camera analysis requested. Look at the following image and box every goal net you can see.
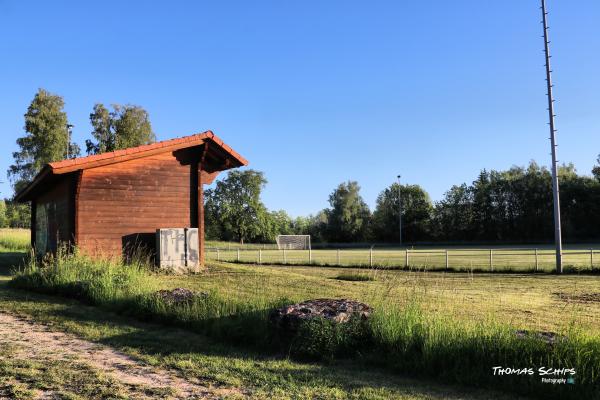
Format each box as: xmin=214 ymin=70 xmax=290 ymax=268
xmin=276 ymin=235 xmax=311 ymax=250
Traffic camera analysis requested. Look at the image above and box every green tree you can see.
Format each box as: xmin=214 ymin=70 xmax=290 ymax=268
xmin=258 ymin=210 xmax=294 ymax=242
xmin=592 ymin=155 xmax=600 ymax=182
xmin=0 ymin=200 xmax=7 ymax=228
xmin=431 ymin=184 xmax=474 ymax=241
xmin=324 ymin=181 xmax=370 ymax=242
xmin=8 ymin=89 xmax=79 ymax=192
xmin=372 ymin=183 xmax=433 ymax=243
xmin=86 ymin=104 xmax=155 ymax=154
xmin=5 ymin=200 xmax=30 ymax=228
xmin=204 ymin=170 xmax=269 ymax=244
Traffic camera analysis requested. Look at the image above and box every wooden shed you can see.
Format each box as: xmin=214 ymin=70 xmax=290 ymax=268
xmin=14 ymin=131 xmax=248 ymax=268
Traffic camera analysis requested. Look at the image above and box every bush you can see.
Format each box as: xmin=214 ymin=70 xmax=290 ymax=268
xmin=334 ymin=272 xmax=374 ymax=281
xmin=289 ymin=316 xmax=371 ymax=361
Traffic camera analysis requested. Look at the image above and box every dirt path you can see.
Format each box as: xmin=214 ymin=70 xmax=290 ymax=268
xmin=0 ymin=312 xmax=244 ymax=399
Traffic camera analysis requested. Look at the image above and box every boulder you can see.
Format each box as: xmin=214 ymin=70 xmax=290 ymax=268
xmin=155 ymin=288 xmax=207 ymax=305
xmin=270 ymin=298 xmax=372 ymax=334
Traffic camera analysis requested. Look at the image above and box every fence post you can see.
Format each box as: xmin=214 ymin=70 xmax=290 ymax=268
xmin=369 ymin=247 xmax=373 ymax=267
xmin=405 ymin=249 xmax=409 ymax=268
xmin=283 ymin=248 xmax=287 ymax=264
xmin=237 ymin=248 xmax=240 ymax=262
xmin=216 ymin=248 xmax=220 ymax=261
xmin=535 ymin=249 xmax=539 ymax=272
xmin=259 ymin=249 xmax=262 ymax=264
xmin=337 ymin=249 xmax=340 ymax=265
xmin=489 ymin=249 xmax=493 ymax=272
xmin=445 ymin=249 xmax=449 ymax=271
xmin=309 ymin=248 xmax=312 ymax=264
xmin=591 ymin=249 xmax=594 ymax=270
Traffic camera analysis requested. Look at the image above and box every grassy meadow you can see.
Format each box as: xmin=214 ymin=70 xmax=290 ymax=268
xmin=1 ymin=229 xmax=600 ymax=399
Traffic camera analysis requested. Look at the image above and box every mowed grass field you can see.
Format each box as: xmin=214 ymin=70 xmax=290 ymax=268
xmin=206 ymin=244 xmax=600 ymax=272
xmin=163 ymin=263 xmax=600 ymax=334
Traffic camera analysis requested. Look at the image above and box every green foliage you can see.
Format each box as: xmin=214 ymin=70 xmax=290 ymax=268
xmin=2 ymin=201 xmax=30 ymax=228
xmin=593 ymin=155 xmax=600 ymax=182
xmin=432 ymin=162 xmax=600 ymax=242
xmin=8 ymin=89 xmax=78 ymax=191
xmin=334 ymin=272 xmax=374 ymax=281
xmin=372 ymin=183 xmax=433 ymax=242
xmin=290 ymin=316 xmax=371 ymax=360
xmin=205 ymin=170 xmax=271 ymax=244
xmin=85 ymin=103 xmax=155 ymax=154
xmin=0 ymin=200 xmax=6 ymax=228
xmin=324 ymin=181 xmax=371 ymax=242
xmin=257 ymin=210 xmax=294 ymax=242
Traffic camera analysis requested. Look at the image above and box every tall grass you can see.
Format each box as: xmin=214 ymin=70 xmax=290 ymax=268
xmin=368 ymin=300 xmax=600 ymax=399
xmin=9 ymin=250 xmax=600 ymax=399
xmin=0 ymin=229 xmax=30 ymax=251
xmin=10 ymin=248 xmax=288 ymax=347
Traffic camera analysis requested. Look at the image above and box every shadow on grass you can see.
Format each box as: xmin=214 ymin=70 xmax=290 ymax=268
xmin=0 ymin=285 xmax=529 ymax=400
xmin=0 ymin=252 xmax=27 ymax=276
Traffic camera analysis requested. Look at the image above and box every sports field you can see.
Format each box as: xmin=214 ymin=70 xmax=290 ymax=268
xmin=206 ymin=245 xmax=600 ymax=272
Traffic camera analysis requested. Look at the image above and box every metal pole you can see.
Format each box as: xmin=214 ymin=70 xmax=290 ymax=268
xmin=217 ymin=248 xmax=220 ymax=261
xmin=535 ymin=248 xmax=539 ymax=271
xmin=489 ymin=249 xmax=493 ymax=272
xmin=259 ymin=249 xmax=262 ymax=264
xmin=283 ymin=248 xmax=287 ymax=264
xmin=541 ymin=0 xmax=563 ymax=273
xmin=397 ymin=175 xmax=402 ymax=246
xmin=369 ymin=247 xmax=373 ymax=267
xmin=309 ymin=248 xmax=312 ymax=264
xmin=405 ymin=249 xmax=409 ymax=268
xmin=66 ymin=123 xmax=73 ymax=159
xmin=590 ymin=249 xmax=593 ymax=270
xmin=237 ymin=248 xmax=240 ymax=262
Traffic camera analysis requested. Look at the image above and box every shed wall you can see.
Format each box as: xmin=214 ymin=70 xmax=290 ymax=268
xmin=35 ymin=177 xmax=72 ymax=255
xmin=76 ymin=152 xmax=194 ymax=257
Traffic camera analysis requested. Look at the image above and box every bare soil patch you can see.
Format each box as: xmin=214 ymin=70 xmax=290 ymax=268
xmin=553 ymin=292 xmax=600 ymax=304
xmin=0 ymin=312 xmax=245 ymax=399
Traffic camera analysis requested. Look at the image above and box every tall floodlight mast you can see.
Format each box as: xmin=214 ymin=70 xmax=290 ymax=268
xmin=540 ymin=0 xmax=563 ymax=273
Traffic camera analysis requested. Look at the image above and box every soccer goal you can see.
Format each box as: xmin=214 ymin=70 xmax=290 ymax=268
xmin=276 ymin=235 xmax=311 ymax=250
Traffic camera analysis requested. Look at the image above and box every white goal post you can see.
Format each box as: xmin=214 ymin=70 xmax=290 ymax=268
xmin=276 ymin=235 xmax=311 ymax=250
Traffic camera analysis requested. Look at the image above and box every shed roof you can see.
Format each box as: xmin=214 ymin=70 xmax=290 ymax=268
xmin=15 ymin=131 xmax=248 ymax=202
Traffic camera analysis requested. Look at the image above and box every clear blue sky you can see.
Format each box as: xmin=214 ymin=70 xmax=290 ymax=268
xmin=1 ymin=1 xmax=599 ymax=217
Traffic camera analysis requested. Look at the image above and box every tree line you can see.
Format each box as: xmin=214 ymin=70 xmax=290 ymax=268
xmin=5 ymin=89 xmax=600 ymax=244
xmin=205 ymin=161 xmax=600 ymax=245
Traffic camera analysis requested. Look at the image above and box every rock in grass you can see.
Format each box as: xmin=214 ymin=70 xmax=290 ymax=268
xmin=155 ymin=288 xmax=207 ymax=305
xmin=270 ymin=299 xmax=372 ymax=333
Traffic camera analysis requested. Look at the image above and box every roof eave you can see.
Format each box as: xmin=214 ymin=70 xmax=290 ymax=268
xmin=13 ymin=166 xmax=52 ymax=203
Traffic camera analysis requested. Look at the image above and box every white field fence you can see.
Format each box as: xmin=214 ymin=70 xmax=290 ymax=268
xmin=204 ymin=247 xmax=600 ymax=272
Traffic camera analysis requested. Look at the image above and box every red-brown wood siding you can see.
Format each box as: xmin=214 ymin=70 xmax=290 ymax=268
xmin=76 ymin=152 xmax=194 ymax=257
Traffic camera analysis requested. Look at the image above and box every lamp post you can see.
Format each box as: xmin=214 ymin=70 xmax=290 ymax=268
xmin=66 ymin=123 xmax=74 ymax=159
xmin=397 ymin=175 xmax=402 ymax=246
